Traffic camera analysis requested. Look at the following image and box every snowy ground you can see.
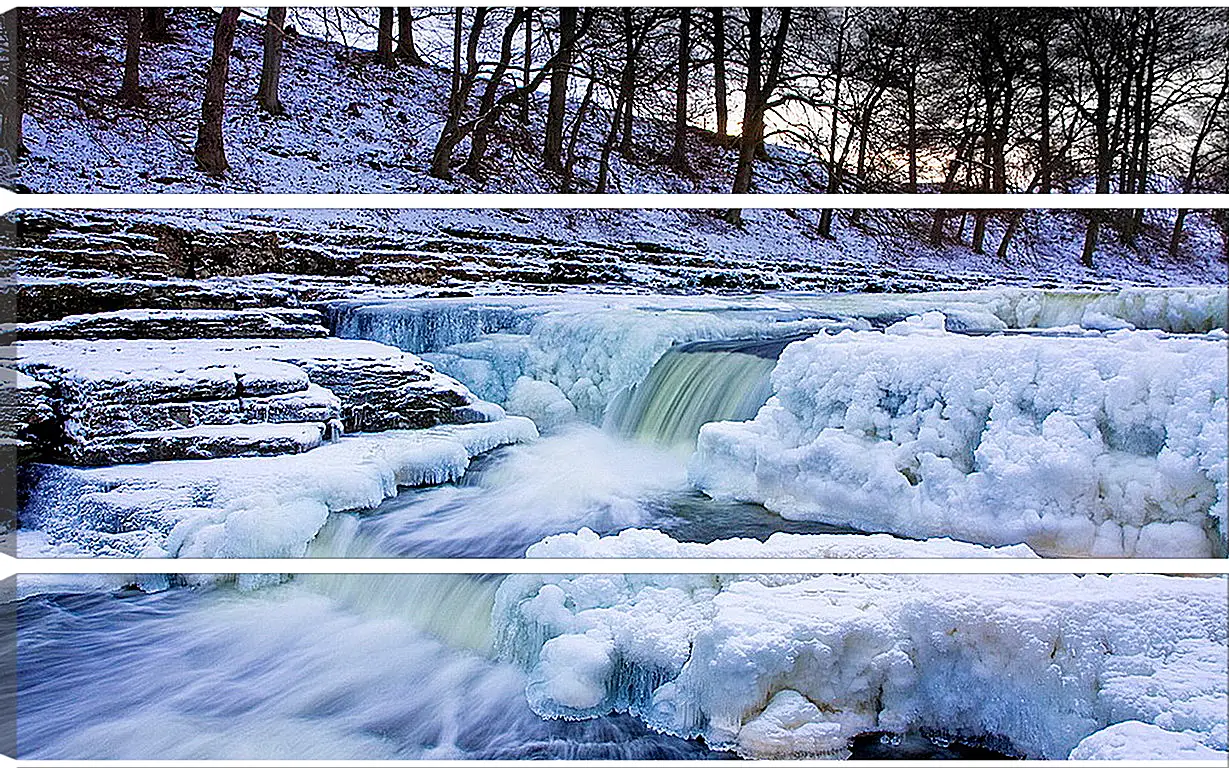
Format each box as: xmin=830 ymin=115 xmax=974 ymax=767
xmin=13 ymin=7 xmax=822 ymax=196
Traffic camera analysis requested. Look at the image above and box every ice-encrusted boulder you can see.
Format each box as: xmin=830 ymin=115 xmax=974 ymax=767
xmin=493 ymin=573 xmax=1227 ymax=760
xmin=691 ymin=319 xmax=1229 ymax=558
xmin=11 ymin=337 xmax=490 ymax=464
xmin=10 ymin=307 xmax=329 ymax=340
xmin=19 ymin=417 xmax=538 ymax=557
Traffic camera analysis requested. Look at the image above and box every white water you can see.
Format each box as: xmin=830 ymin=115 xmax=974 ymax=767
xmin=16 ymin=577 xmax=724 ymax=760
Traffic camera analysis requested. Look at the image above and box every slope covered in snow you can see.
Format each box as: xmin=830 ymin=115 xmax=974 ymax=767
xmin=493 ymin=572 xmax=1228 ymax=760
xmin=13 ymin=7 xmax=818 ymax=196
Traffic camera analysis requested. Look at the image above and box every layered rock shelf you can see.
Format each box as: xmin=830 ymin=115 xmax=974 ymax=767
xmin=8 ymin=337 xmax=489 ymax=465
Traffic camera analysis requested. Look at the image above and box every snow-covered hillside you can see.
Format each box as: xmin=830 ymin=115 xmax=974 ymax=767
xmin=14 ymin=6 xmax=820 ymax=195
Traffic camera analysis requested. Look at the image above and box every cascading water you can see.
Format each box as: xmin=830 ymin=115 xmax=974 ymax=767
xmin=15 ymin=576 xmax=729 ymax=760
xmin=604 ymin=334 xmax=812 ymax=448
xmin=15 ymin=575 xmax=1033 ymax=760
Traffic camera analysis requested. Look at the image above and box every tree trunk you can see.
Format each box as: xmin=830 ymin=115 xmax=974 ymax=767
xmin=430 ymin=8 xmax=489 ymax=178
xmin=730 ymin=8 xmax=763 ymax=203
xmin=1038 ymin=33 xmax=1052 ymax=193
xmin=971 ymin=212 xmax=988 ymax=254
xmin=143 ymin=8 xmax=169 ymax=41
xmin=670 ymin=8 xmax=690 ymax=172
xmin=544 ymin=6 xmax=576 ymax=173
xmin=396 ymin=8 xmax=424 ymax=65
xmin=905 ymin=77 xmax=917 ymax=193
xmin=618 ymin=9 xmax=636 ymax=156
xmin=0 ymin=7 xmax=25 ymax=163
xmin=712 ymin=7 xmax=727 ymax=143
xmin=1081 ymin=212 xmax=1100 ymax=268
xmin=377 ymin=8 xmax=394 ymax=66
xmin=729 ymin=7 xmax=790 ymax=209
xmin=520 ymin=8 xmax=532 ymax=124
xmin=257 ymin=7 xmax=286 ymax=115
xmin=996 ymin=210 xmax=1022 ymax=260
xmin=119 ymin=8 xmax=142 ymax=106
xmin=193 ymin=8 xmax=240 ymax=176
xmin=561 ymin=77 xmax=596 ymax=193
xmin=1169 ymin=209 xmax=1189 ymax=259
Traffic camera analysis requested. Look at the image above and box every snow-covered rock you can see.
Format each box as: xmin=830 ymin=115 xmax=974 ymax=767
xmin=493 ymin=573 xmax=1228 ymax=760
xmin=691 ymin=321 xmax=1228 ymax=557
xmin=525 ymin=527 xmax=1039 ymax=558
xmin=19 ymin=417 xmax=538 ymax=558
xmin=0 ymin=368 xmax=56 ymax=457
xmin=11 ymin=307 xmax=329 ymax=340
xmin=11 ymin=337 xmax=485 ymax=464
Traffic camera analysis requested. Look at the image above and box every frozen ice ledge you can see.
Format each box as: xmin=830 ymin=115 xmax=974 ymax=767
xmin=692 ymin=315 xmax=1228 ymax=558
xmin=493 ymin=572 xmax=1228 ymax=760
xmin=20 ymin=418 xmax=538 ymax=558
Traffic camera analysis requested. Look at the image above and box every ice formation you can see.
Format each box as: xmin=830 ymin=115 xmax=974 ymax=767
xmin=692 ymin=316 xmax=1229 ymax=557
xmin=524 ymin=527 xmax=1039 ymax=558
xmin=493 ymin=573 xmax=1228 ymax=760
xmin=331 ymin=288 xmax=1226 ymax=431
xmin=19 ymin=418 xmax=537 ymax=558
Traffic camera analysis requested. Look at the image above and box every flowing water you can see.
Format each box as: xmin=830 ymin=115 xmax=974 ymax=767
xmin=15 ymin=578 xmax=727 ymax=760
xmin=16 ymin=575 xmax=1019 ymax=760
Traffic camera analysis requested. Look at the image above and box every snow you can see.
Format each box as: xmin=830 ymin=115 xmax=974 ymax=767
xmin=524 ymin=527 xmax=1039 ymax=559
xmin=19 ymin=418 xmax=538 ymax=558
xmin=493 ymin=573 xmax=1228 ymax=760
xmin=691 ymin=318 xmax=1229 ymax=557
xmin=1069 ymin=721 xmax=1229 ymax=761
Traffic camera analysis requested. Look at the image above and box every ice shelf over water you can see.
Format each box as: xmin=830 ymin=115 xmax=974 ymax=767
xmin=493 ymin=573 xmax=1228 ymax=760
xmin=692 ymin=314 xmax=1229 ymax=558
xmin=19 ymin=418 xmax=538 ymax=558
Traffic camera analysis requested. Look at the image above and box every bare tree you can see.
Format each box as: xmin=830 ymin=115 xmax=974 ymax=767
xmin=429 ymin=8 xmax=489 ymax=178
xmin=118 ymin=8 xmax=142 ymax=106
xmin=728 ymin=8 xmax=792 ymax=223
xmin=464 ymin=8 xmax=528 ymax=176
xmin=544 ymin=7 xmax=578 ymax=173
xmin=193 ymin=8 xmax=240 ymax=176
xmin=257 ymin=7 xmax=287 ymax=115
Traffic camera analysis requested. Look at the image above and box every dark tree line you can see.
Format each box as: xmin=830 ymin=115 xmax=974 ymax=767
xmin=3 ymin=7 xmax=1226 ymax=259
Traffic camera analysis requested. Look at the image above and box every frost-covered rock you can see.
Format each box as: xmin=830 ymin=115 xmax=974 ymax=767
xmin=19 ymin=417 xmax=538 ymax=557
xmin=691 ymin=322 xmax=1229 ymax=557
xmin=0 ymin=368 xmax=56 ymax=458
xmin=11 ymin=337 xmax=485 ymax=464
xmin=525 ymin=527 xmax=1039 ymax=558
xmin=11 ymin=307 xmax=329 ymax=340
xmin=493 ymin=573 xmax=1228 ymax=760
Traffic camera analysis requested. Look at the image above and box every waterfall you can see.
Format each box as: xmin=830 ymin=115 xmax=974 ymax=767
xmin=604 ymin=334 xmax=811 ymax=448
xmin=297 ymin=573 xmax=503 ymax=654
